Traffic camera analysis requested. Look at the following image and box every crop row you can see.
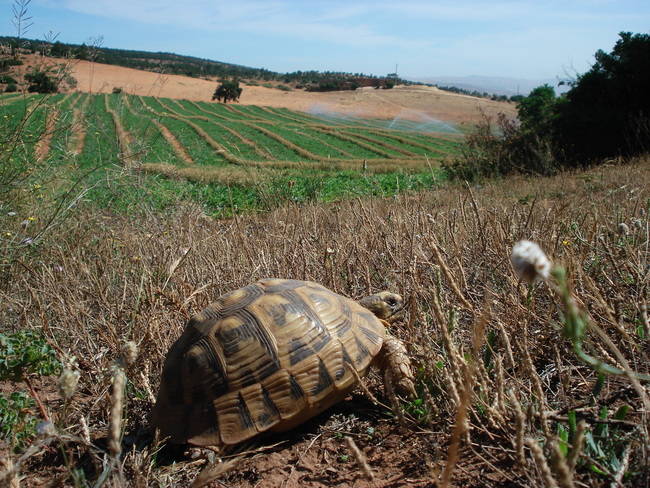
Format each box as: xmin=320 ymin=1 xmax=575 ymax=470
xmin=1 ymin=93 xmax=465 ymax=201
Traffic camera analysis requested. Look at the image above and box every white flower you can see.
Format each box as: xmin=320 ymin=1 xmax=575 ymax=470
xmin=58 ymin=368 xmax=80 ymax=400
xmin=37 ymin=421 xmax=57 ymax=436
xmin=511 ymin=240 xmax=551 ymax=284
xmin=617 ymin=222 xmax=630 ymax=235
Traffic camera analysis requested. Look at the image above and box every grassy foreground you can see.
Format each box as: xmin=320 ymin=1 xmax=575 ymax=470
xmin=1 ymin=155 xmax=648 ymax=486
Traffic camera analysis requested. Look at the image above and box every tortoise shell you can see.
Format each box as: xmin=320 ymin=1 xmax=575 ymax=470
xmin=151 ymin=278 xmax=387 ymax=446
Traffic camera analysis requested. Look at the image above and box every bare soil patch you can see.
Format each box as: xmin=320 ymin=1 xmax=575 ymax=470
xmin=34 ymin=107 xmax=59 ymax=162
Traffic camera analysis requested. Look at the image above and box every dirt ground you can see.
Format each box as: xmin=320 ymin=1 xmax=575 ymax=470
xmin=14 ymin=55 xmax=516 ymax=126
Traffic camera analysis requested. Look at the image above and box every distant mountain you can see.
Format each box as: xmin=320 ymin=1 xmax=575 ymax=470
xmin=410 ymin=75 xmax=570 ymax=97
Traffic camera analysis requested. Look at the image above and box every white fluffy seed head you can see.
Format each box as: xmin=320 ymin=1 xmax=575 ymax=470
xmin=511 ymin=240 xmax=551 ymax=284
xmin=618 ymin=222 xmax=630 ymax=235
xmin=58 ymin=368 xmax=80 ymax=401
xmin=121 ymin=341 xmax=138 ymax=366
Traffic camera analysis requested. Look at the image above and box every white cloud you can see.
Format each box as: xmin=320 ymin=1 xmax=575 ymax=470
xmin=37 ymin=0 xmax=428 ymax=48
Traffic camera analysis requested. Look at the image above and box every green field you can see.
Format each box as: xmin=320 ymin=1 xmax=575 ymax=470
xmin=0 ymin=92 xmax=463 ymax=215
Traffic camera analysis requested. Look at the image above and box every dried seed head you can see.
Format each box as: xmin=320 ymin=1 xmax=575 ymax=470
xmin=121 ymin=341 xmax=138 ymax=366
xmin=108 ymin=366 xmax=126 ymax=457
xmin=511 ymin=240 xmax=551 ymax=284
xmin=617 ymin=222 xmax=630 ymax=235
xmin=58 ymin=368 xmax=80 ymax=401
xmin=37 ymin=420 xmax=57 ymax=437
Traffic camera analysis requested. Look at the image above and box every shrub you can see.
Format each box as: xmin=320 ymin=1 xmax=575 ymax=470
xmin=112 ymin=86 xmax=123 ymax=94
xmin=5 ymin=83 xmax=17 ymax=92
xmin=442 ymin=112 xmax=558 ymax=181
xmin=0 ymin=74 xmax=17 ymax=84
xmin=24 ymin=69 xmax=58 ymax=93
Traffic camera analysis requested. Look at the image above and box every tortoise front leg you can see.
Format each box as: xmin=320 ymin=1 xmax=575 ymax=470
xmin=377 ymin=335 xmax=416 ymax=398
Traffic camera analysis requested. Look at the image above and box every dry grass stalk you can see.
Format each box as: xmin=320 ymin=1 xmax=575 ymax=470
xmin=345 ymin=435 xmax=375 ymax=481
xmin=108 ymin=366 xmax=126 ymax=458
xmin=525 ymin=438 xmax=559 ymax=488
xmin=509 ymin=390 xmax=527 ymax=467
xmin=0 ymin=458 xmax=20 ymax=488
xmin=439 ymin=302 xmax=490 ymax=487
xmin=550 ymin=441 xmax=575 ymax=488
xmin=567 ymin=420 xmax=587 ymax=472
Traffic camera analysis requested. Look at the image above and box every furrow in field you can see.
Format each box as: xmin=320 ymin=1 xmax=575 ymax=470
xmin=354 ymin=128 xmax=452 ymax=153
xmin=254 ymin=122 xmax=354 ymax=159
xmin=240 ymin=121 xmax=321 ymax=160
xmin=34 ymin=105 xmax=60 ymax=162
xmin=71 ymin=94 xmax=91 ymax=155
xmin=309 ymin=127 xmax=396 ymax=158
xmin=337 ymin=130 xmax=418 ymax=157
xmin=205 ymin=120 xmax=274 ymax=160
xmin=165 ymin=114 xmax=244 ymax=165
xmin=104 ymin=94 xmax=135 ymax=165
xmin=122 ymin=95 xmax=194 ymax=164
xmin=186 ymin=100 xmax=232 ymax=121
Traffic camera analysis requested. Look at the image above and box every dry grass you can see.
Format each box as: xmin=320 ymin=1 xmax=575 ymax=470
xmin=0 ymin=157 xmax=648 ymax=487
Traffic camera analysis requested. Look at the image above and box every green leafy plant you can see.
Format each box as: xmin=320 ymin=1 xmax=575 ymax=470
xmin=0 ymin=330 xmax=61 ymax=382
xmin=0 ymin=391 xmax=38 ymax=451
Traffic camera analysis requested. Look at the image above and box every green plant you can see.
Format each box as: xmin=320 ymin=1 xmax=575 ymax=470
xmin=0 ymin=331 xmax=61 ymax=450
xmin=24 ymin=69 xmax=58 ymax=93
xmin=4 ymin=82 xmax=17 ymax=92
xmin=0 ymin=391 xmax=38 ymax=451
xmin=0 ymin=74 xmax=17 ymax=83
xmin=0 ymin=330 xmax=61 ymax=382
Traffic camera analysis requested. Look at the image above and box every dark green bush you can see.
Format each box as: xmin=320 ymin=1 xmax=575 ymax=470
xmin=24 ymin=70 xmax=58 ymax=93
xmin=0 ymin=74 xmax=17 ymax=84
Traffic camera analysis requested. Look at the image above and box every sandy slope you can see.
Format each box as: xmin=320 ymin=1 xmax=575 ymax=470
xmin=18 ymin=55 xmax=516 ymax=125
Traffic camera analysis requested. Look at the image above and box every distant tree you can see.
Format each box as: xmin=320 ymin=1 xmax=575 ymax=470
xmin=554 ymin=31 xmax=650 ymax=161
xmin=24 ymin=69 xmax=57 ymax=93
xmin=212 ymin=78 xmax=242 ymax=103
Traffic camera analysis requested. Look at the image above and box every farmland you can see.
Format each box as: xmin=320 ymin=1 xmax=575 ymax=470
xmin=0 ymin=92 xmax=462 ymax=216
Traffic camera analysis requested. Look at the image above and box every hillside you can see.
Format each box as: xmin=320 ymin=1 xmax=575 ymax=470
xmin=4 ymin=55 xmax=516 ymax=127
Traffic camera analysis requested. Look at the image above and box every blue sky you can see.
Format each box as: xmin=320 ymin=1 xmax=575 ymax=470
xmin=1 ymin=0 xmax=648 ymax=80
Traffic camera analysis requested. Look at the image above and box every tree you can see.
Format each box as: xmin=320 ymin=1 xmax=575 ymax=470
xmin=517 ymin=84 xmax=557 ymax=135
xmin=554 ymin=32 xmax=650 ymax=161
xmin=24 ymin=69 xmax=57 ymax=93
xmin=212 ymin=78 xmax=242 ymax=103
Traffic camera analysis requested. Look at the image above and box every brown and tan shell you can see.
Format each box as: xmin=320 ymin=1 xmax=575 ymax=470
xmin=151 ymin=278 xmax=386 ymax=447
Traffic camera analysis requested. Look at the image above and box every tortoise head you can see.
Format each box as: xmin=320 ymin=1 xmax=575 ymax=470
xmin=358 ymin=291 xmax=404 ymax=320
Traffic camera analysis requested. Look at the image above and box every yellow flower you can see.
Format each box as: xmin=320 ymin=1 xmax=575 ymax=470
xmin=33 ymin=184 xmax=42 ymax=190
xmin=562 ymin=239 xmax=571 ymax=246
xmin=4 ymin=232 xmax=12 ymax=237
xmin=27 ymin=216 xmax=36 ymax=221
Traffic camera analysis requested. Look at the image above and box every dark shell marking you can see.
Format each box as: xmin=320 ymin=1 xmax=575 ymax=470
xmin=151 ymin=278 xmax=386 ymax=446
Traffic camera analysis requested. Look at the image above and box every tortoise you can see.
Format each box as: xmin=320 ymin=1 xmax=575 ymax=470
xmin=151 ymin=278 xmax=415 ymax=447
